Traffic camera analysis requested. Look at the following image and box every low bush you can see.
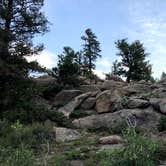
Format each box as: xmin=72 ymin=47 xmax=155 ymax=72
xmin=0 ymin=146 xmax=36 ymax=166
xmin=97 ymin=127 xmax=159 ymax=166
xmin=2 ymin=122 xmax=53 ymax=152
xmin=70 ymin=109 xmax=91 ymax=119
xmin=158 ymin=116 xmax=166 ymax=132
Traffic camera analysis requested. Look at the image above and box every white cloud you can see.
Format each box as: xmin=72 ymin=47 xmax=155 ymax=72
xmin=93 ymin=69 xmax=106 ymax=79
xmin=97 ymin=58 xmax=112 ymax=68
xmin=126 ymin=0 xmax=166 ymax=78
xmin=26 ymin=50 xmax=57 ymax=69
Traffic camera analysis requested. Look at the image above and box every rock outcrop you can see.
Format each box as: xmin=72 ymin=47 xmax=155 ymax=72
xmin=73 ymin=108 xmax=161 ymax=133
xmin=53 ymin=90 xmax=82 ymax=107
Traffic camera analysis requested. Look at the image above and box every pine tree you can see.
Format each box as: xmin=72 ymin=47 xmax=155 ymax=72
xmin=52 ymin=47 xmax=80 ymax=87
xmin=0 ymin=0 xmax=49 ymax=112
xmin=114 ymin=39 xmax=152 ymax=83
xmin=81 ymin=28 xmax=101 ymax=74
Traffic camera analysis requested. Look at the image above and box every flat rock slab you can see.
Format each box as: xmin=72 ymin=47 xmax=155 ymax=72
xmin=53 ymin=127 xmax=81 ymax=142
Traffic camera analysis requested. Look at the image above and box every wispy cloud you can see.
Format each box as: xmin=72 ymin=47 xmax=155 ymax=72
xmin=26 ymin=50 xmax=57 ymax=69
xmin=126 ymin=0 xmax=166 ymax=78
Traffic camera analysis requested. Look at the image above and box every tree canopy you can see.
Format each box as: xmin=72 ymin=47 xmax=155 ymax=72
xmin=114 ymin=39 xmax=153 ymax=83
xmin=81 ymin=28 xmax=101 ymax=74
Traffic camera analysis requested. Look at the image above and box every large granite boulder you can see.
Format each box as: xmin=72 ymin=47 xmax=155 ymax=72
xmin=95 ymin=90 xmax=122 ymax=113
xmin=73 ymin=108 xmax=161 ymax=133
xmin=53 ymin=90 xmax=82 ymax=107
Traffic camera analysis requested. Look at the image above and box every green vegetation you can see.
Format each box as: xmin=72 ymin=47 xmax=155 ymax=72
xmin=70 ymin=109 xmax=92 ymax=119
xmin=81 ymin=28 xmax=102 ymax=74
xmin=52 ymin=47 xmax=81 ymax=87
xmin=113 ymin=39 xmax=153 ymax=83
xmin=158 ymin=116 xmax=166 ymax=132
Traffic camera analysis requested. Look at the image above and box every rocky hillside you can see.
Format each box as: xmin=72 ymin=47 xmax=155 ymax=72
xmin=35 ymin=76 xmax=166 ymax=165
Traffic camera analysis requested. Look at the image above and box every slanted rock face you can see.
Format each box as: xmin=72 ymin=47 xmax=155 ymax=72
xmin=79 ymin=97 xmax=96 ymax=110
xmin=95 ymin=90 xmax=122 ymax=113
xmin=151 ymin=88 xmax=166 ymax=98
xmin=73 ymin=108 xmax=161 ymax=133
xmin=53 ymin=127 xmax=81 ymax=142
xmin=57 ymin=92 xmax=97 ymax=117
xmin=150 ymin=98 xmax=166 ymax=115
xmin=53 ymin=90 xmax=82 ymax=107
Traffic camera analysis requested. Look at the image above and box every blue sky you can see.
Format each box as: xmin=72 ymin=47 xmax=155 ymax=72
xmin=32 ymin=0 xmax=166 ymax=79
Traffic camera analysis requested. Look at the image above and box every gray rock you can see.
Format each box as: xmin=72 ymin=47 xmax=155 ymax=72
xmin=124 ymin=98 xmax=149 ymax=109
xmin=73 ymin=108 xmax=161 ymax=133
xmin=35 ymin=75 xmax=56 ymax=86
xmin=78 ymin=85 xmax=101 ymax=93
xmin=101 ymin=80 xmax=126 ymax=91
xmin=150 ymin=98 xmax=166 ymax=115
xmin=53 ymin=90 xmax=82 ymax=107
xmin=57 ymin=92 xmax=93 ymax=117
xmin=79 ymin=97 xmax=96 ymax=110
xmin=53 ymin=127 xmax=81 ymax=142
xmin=99 ymin=135 xmax=123 ymax=144
xmin=95 ymin=90 xmax=122 ymax=113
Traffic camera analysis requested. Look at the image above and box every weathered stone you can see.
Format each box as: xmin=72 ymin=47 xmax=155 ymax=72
xmin=57 ymin=92 xmax=92 ymax=117
xmin=79 ymin=97 xmax=96 ymax=110
xmin=53 ymin=90 xmax=82 ymax=107
xmin=53 ymin=127 xmax=81 ymax=142
xmin=78 ymin=85 xmax=101 ymax=93
xmin=99 ymin=135 xmax=123 ymax=144
xmin=101 ymin=80 xmax=126 ymax=91
xmin=35 ymin=75 xmax=56 ymax=86
xmin=73 ymin=108 xmax=161 ymax=133
xmin=150 ymin=98 xmax=166 ymax=115
xmin=124 ymin=98 xmax=149 ymax=109
xmin=95 ymin=90 xmax=122 ymax=113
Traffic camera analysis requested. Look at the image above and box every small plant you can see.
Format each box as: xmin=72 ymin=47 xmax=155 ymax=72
xmin=11 ymin=120 xmax=23 ymax=130
xmin=65 ymin=150 xmax=82 ymax=160
xmin=158 ymin=117 xmax=166 ymax=132
xmin=70 ymin=109 xmax=91 ymax=119
xmin=4 ymin=148 xmax=36 ymax=166
xmin=98 ymin=127 xmax=159 ymax=166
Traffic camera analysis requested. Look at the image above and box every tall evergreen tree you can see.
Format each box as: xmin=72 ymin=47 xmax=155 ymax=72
xmin=52 ymin=47 xmax=80 ymax=87
xmin=0 ymin=0 xmax=49 ymax=112
xmin=114 ymin=39 xmax=152 ymax=83
xmin=81 ymin=28 xmax=101 ymax=74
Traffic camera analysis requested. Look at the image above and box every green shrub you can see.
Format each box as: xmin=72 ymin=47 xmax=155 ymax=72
xmin=98 ymin=127 xmax=159 ymax=166
xmin=70 ymin=109 xmax=91 ymax=119
xmin=0 ymin=120 xmax=12 ymax=137
xmin=3 ymin=123 xmax=53 ymax=151
xmin=47 ymin=154 xmax=69 ymax=166
xmin=5 ymin=148 xmax=36 ymax=166
xmin=65 ymin=150 xmax=82 ymax=160
xmin=158 ymin=117 xmax=166 ymax=132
